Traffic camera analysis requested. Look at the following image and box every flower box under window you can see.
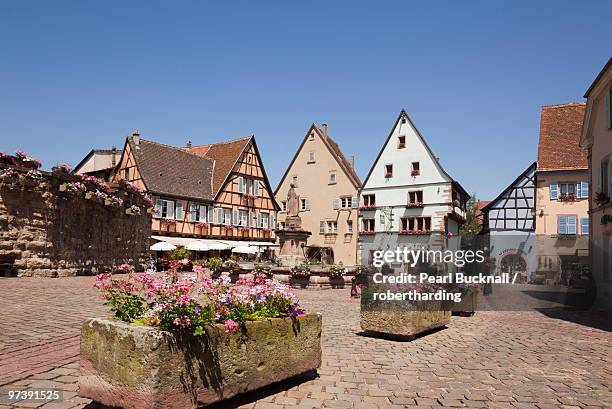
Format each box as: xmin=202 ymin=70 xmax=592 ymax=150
xmin=559 ymin=194 xmax=576 ymax=202
xmin=360 ymin=231 xmax=376 ymax=236
xmin=406 ymin=202 xmax=424 ymax=208
xmin=399 ymin=229 xmax=432 ymax=235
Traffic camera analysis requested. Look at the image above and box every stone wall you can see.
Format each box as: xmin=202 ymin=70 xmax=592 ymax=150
xmin=0 ymin=169 xmax=151 ymax=277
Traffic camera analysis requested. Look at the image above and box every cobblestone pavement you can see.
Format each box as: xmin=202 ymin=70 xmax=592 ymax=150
xmin=0 ymin=277 xmax=611 ymax=409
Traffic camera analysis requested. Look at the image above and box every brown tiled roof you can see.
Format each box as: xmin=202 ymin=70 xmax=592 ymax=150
xmin=537 ymin=103 xmax=587 ymax=171
xmin=318 ymin=128 xmax=362 ymax=188
xmin=475 ymin=200 xmax=491 ymax=224
xmin=189 ymin=136 xmax=252 ymax=196
xmin=128 ymin=137 xmax=214 ymax=201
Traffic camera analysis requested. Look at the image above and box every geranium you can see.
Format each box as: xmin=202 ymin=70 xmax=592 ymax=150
xmin=93 ymin=271 xmax=305 ymax=337
xmin=14 ymin=150 xmax=41 ymax=168
xmin=290 ymin=264 xmax=310 ymax=277
xmin=328 ymin=265 xmax=346 ymax=278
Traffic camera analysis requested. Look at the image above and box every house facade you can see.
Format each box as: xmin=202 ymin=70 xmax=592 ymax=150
xmin=275 ymin=124 xmax=361 ymax=265
xmin=74 ymin=147 xmax=122 ymax=181
xmin=535 ymin=103 xmax=589 ymax=285
xmin=580 ymin=58 xmax=612 ymax=310
xmin=112 ymin=132 xmax=279 ymax=246
xmin=358 ymin=110 xmax=469 ymax=268
xmin=481 ymin=163 xmax=537 ymax=283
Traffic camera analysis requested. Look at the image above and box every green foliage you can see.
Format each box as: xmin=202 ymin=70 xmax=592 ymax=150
xmin=105 ymin=290 xmax=146 ymax=322
xmin=207 ymin=257 xmax=223 ymax=269
xmin=168 ymin=247 xmax=191 ymax=260
xmin=460 ymin=193 xmax=482 ymax=240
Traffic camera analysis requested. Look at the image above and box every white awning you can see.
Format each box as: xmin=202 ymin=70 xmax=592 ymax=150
xmin=151 ymin=235 xmax=278 ymax=249
xmin=150 ymin=241 xmax=177 ymax=251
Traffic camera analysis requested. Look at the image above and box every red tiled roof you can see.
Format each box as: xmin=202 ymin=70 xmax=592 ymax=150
xmin=537 ymin=103 xmax=587 ymax=171
xmin=189 ymin=137 xmax=252 ymax=196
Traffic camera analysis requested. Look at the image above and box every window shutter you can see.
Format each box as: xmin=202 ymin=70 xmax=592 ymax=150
xmin=167 ymin=201 xmax=175 ymax=219
xmin=597 ymin=164 xmax=603 ymax=193
xmin=238 ymin=177 xmax=245 ymax=194
xmin=567 ymin=216 xmax=577 ymax=235
xmin=608 ymin=159 xmax=612 ymax=195
xmin=558 ymin=216 xmax=567 ymax=235
xmin=270 ymin=213 xmax=275 ymax=229
xmin=333 ymin=198 xmax=340 ymax=210
xmin=175 ymin=202 xmax=183 ymax=221
xmin=256 ymin=212 xmax=262 ymax=228
xmin=320 ymin=221 xmax=326 ymax=234
xmin=207 ymin=207 xmax=214 ymax=223
xmin=580 ymin=181 xmax=588 ymax=199
xmin=232 ymin=209 xmax=239 ymax=225
xmin=154 ymin=199 xmax=162 ymax=218
xmin=606 ymin=89 xmax=612 ymax=129
xmin=254 ymin=180 xmax=260 ymax=196
xmin=549 ymin=182 xmax=558 ymax=200
xmin=305 ymin=199 xmax=310 ymax=210
xmin=217 ymin=208 xmax=223 ymax=224
xmin=248 ymin=211 xmax=253 ymax=227
xmin=351 ymin=197 xmax=358 ymax=208
xmin=581 ymin=217 xmax=589 ymax=235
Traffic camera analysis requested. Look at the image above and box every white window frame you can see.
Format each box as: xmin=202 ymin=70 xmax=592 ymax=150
xmin=329 ymin=171 xmax=337 ymax=184
xmin=300 ymin=198 xmax=310 ymax=211
xmin=223 ymin=208 xmax=232 ymax=225
xmin=157 ymin=199 xmax=175 ymax=219
xmin=308 ymin=151 xmax=315 ymax=163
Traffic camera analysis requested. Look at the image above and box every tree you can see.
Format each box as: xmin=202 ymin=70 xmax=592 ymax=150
xmin=460 ymin=193 xmax=482 ymax=240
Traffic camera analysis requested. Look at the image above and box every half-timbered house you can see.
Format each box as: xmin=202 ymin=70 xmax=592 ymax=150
xmin=358 ymin=110 xmax=469 ymax=268
xmin=481 ymin=163 xmax=537 ymax=283
xmin=112 ymin=132 xmax=279 ymax=248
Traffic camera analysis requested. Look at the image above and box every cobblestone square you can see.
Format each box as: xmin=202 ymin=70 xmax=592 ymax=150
xmin=0 ymin=277 xmax=610 ymax=409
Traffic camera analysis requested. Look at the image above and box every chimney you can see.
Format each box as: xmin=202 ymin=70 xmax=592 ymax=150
xmin=350 ymin=155 xmax=355 ymax=169
xmin=186 ymin=140 xmax=192 ymax=148
xmin=132 ymin=130 xmax=140 ymax=145
xmin=111 ymin=145 xmax=117 ymax=166
xmin=321 ymin=123 xmax=328 ymax=137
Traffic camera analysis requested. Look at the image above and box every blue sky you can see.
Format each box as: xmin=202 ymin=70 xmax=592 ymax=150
xmin=0 ymin=1 xmax=610 ymax=199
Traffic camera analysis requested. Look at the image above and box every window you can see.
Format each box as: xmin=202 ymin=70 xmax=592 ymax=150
xmin=581 ymin=217 xmax=589 ymax=235
xmin=335 ymin=196 xmax=355 ymax=210
xmin=558 ymin=215 xmax=577 ymax=235
xmin=278 ymin=221 xmax=285 ymax=230
xmin=155 ymin=199 xmax=175 ymax=219
xmin=292 ymin=175 xmax=298 ymax=187
xmin=385 ymin=164 xmax=393 ymax=178
xmin=408 ymin=191 xmax=423 ymax=205
xmin=401 ymin=217 xmax=431 ymax=233
xmin=560 ymin=183 xmax=575 ymax=197
xmin=362 ymin=194 xmax=376 ymax=207
xmin=300 ymin=198 xmax=310 ymax=211
xmin=123 ymin=168 xmax=129 ymax=180
xmin=347 ymin=220 xmax=353 ymax=233
xmin=189 ymin=203 xmax=209 ymax=222
xmin=329 ymin=171 xmax=337 ymax=184
xmin=238 ymin=177 xmax=260 ymax=196
xmin=281 ymin=201 xmax=287 ymax=212
xmin=411 ymin=162 xmax=420 ymax=176
xmin=550 ymin=182 xmax=587 ymax=200
xmin=362 ymin=219 xmax=375 ymax=232
xmin=308 ymin=151 xmax=315 ymax=163
xmin=258 ymin=213 xmax=269 ymax=229
xmin=309 ymin=132 xmax=315 ymax=141
xmin=223 ymin=208 xmax=232 ymax=225
xmin=238 ymin=210 xmax=249 ymax=227
xmin=398 ymin=136 xmax=406 ymax=149
xmin=320 ymin=221 xmax=337 ymax=234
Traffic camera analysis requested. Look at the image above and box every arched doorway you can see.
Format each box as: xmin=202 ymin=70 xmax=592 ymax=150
xmin=500 ymin=253 xmax=528 ymax=283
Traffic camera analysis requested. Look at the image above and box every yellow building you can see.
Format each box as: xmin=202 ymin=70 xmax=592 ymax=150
xmin=275 ymin=124 xmax=361 ymax=265
xmin=535 ymin=103 xmax=589 ymax=285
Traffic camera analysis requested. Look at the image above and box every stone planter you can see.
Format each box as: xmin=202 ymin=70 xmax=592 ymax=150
xmin=452 ymin=291 xmax=478 ymax=316
xmin=360 ymin=295 xmax=451 ymax=340
xmin=79 ymin=314 xmax=322 ymax=409
xmin=289 ymin=274 xmax=310 ymax=288
xmin=329 ymin=276 xmax=345 ymax=289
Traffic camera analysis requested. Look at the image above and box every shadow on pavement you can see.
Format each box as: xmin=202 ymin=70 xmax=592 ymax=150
xmin=356 ymin=325 xmax=448 ymax=342
xmin=536 ymin=307 xmax=612 ymax=332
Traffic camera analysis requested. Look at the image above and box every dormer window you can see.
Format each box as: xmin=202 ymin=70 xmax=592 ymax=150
xmin=411 ymin=162 xmax=420 ymax=176
xmin=398 ymin=136 xmax=406 ymax=149
xmin=385 ymin=164 xmax=393 ymax=178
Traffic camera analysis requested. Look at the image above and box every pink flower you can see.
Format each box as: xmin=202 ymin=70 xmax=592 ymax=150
xmin=223 ymin=319 xmax=238 ymax=333
xmin=177 ymin=294 xmax=190 ymax=306
xmin=173 ymin=318 xmax=181 ymax=326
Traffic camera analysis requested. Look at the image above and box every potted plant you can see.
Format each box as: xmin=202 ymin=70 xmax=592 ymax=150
xmin=451 ymin=283 xmax=480 ymax=316
xmin=327 ymin=265 xmax=346 ymax=288
xmin=207 ymin=257 xmax=223 ymax=278
xmin=82 ymin=272 xmax=322 ymax=409
xmin=254 ymin=264 xmax=273 ymax=278
xmin=595 ymin=191 xmax=610 ymax=206
xmin=289 ymin=264 xmax=311 ymax=288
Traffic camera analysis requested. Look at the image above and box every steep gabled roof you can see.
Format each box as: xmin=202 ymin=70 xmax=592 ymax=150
xmin=274 ymin=124 xmax=361 ymax=194
xmin=126 ymin=136 xmax=214 ymax=201
xmin=189 ymin=136 xmax=252 ymax=197
xmin=481 ymin=162 xmax=537 ymax=212
xmin=537 ymin=103 xmax=587 ymax=172
xmin=362 ymin=110 xmax=468 ymax=198
xmin=584 ymin=57 xmax=612 ymax=98
xmin=74 ymin=148 xmax=122 ymax=174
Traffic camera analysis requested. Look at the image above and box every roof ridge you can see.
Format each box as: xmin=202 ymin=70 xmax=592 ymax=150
xmin=135 ymin=137 xmax=215 ymax=162
xmin=191 ymin=135 xmax=253 ymax=148
xmin=541 ymin=102 xmax=586 ymax=109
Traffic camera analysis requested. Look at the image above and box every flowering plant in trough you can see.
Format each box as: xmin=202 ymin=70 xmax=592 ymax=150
xmin=14 ymin=150 xmax=41 ymax=169
xmin=93 ymin=271 xmax=305 ymax=336
xmin=290 ymin=264 xmax=311 ymax=277
xmin=327 ymin=265 xmax=346 ymax=278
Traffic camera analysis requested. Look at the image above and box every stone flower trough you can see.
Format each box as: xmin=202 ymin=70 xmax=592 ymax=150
xmin=452 ymin=291 xmax=478 ymax=316
xmin=360 ymin=285 xmax=452 ymax=340
xmin=79 ymin=314 xmax=322 ymax=409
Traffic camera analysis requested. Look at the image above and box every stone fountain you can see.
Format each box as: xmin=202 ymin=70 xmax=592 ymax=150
xmin=275 ymin=184 xmax=311 ymax=264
